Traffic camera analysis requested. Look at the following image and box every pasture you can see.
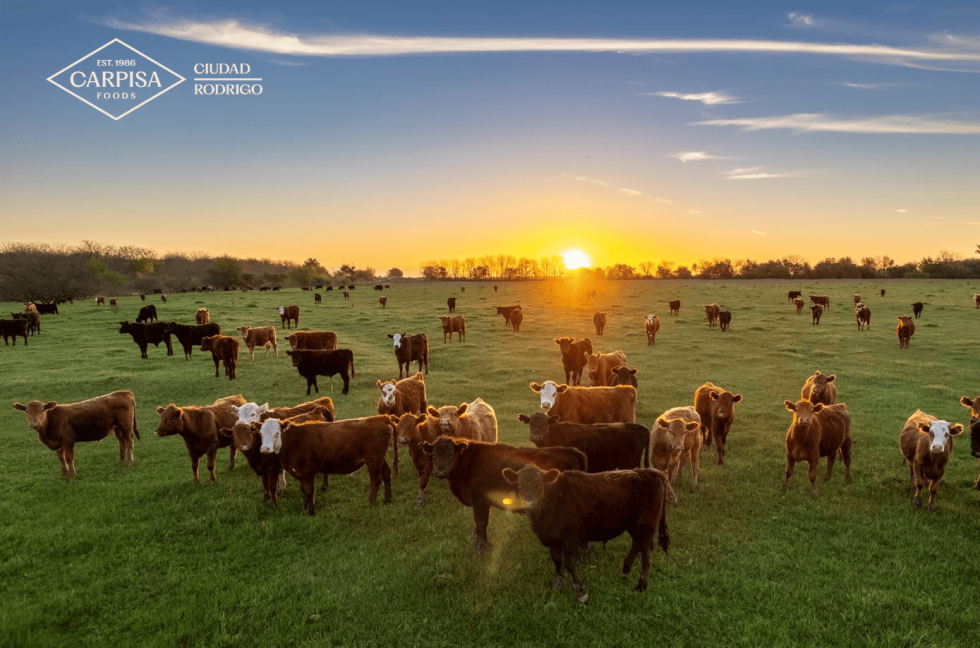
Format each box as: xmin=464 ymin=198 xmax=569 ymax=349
xmin=2 ymin=279 xmax=978 ymax=647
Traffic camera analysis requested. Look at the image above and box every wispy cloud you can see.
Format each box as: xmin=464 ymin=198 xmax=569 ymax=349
xmin=573 ymin=175 xmax=608 ymax=187
xmin=687 ymin=209 xmax=702 ymax=215
xmin=787 ymin=13 xmax=816 ymax=28
xmin=694 ymin=113 xmax=980 ymax=134
xmin=646 ymin=91 xmax=739 ymax=105
xmin=566 ymin=173 xmax=671 ymax=202
xmin=619 ymin=187 xmax=642 ymax=197
xmin=837 ymin=82 xmax=908 ymax=89
xmin=723 ymin=166 xmax=809 ymax=180
xmin=895 ymin=208 xmax=908 ymax=212
xmin=752 ymin=230 xmax=766 ymax=235
xmin=671 ymin=151 xmax=730 ymax=162
xmin=97 ymin=15 xmax=980 ymax=64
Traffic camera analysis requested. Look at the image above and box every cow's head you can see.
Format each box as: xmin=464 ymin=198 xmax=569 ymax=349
xmin=645 ymin=314 xmax=657 ymax=325
xmin=154 ymin=404 xmax=185 ymax=437
xmin=585 ymin=354 xmax=600 ymax=372
xmin=428 ymin=403 xmax=467 ymax=435
xmin=221 ymin=421 xmax=259 ymax=452
xmin=517 ymin=411 xmax=559 ymax=445
xmin=164 ymin=321 xmax=178 ymax=334
xmin=389 ymin=413 xmax=428 ymax=445
xmin=233 ymin=402 xmax=270 ymax=425
xmin=421 ymin=437 xmax=466 ymax=479
xmin=807 ymin=372 xmax=836 ymax=401
xmin=960 ymin=396 xmax=980 ymax=419
xmin=388 ymin=332 xmax=407 ymax=349
xmin=530 ymin=381 xmax=567 ymax=411
xmin=285 ymin=350 xmax=304 ymax=367
xmin=12 ymin=400 xmax=58 ymax=432
xmin=654 ymin=416 xmax=701 ymax=452
xmin=118 ymin=321 xmax=133 ymax=333
xmin=377 ymin=380 xmax=398 ymax=407
xmin=898 ymin=315 xmax=914 ymax=325
xmin=501 ymin=464 xmax=559 ymax=510
xmin=437 ymin=316 xmax=449 ymax=328
xmin=200 ymin=336 xmax=215 ymax=351
xmin=916 ymin=419 xmax=963 ymax=454
xmin=235 ymin=325 xmax=251 ymax=339
xmin=259 ymin=419 xmax=283 ymax=454
xmin=711 ymin=390 xmax=743 ymax=420
xmin=784 ymin=399 xmax=823 ymax=428
xmin=554 ymin=337 xmax=574 ymax=354
xmin=609 ymin=365 xmax=639 ymax=387
xmin=278 ymin=306 xmax=285 ymax=316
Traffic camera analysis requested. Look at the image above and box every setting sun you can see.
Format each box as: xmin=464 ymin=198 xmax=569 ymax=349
xmin=563 ymin=249 xmax=592 ymax=270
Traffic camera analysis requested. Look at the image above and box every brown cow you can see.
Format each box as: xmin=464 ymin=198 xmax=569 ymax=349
xmin=389 ymin=411 xmax=446 ymax=509
xmin=509 ymin=307 xmax=524 ymax=332
xmin=650 ymin=406 xmax=702 ymax=494
xmin=852 ymin=294 xmax=861 ymax=305
xmin=897 ymin=316 xmax=915 ymax=348
xmin=96 ymin=295 xmax=105 ymax=306
xmin=377 ymin=372 xmax=427 ymax=417
xmin=195 ymin=307 xmax=210 ymax=325
xmin=236 ymin=325 xmax=279 ymax=360
xmin=201 ymin=335 xmax=240 ymax=380
xmin=968 ymin=417 xmax=980 ymax=490
xmin=388 ymin=332 xmax=429 ymax=378
xmin=609 ymin=365 xmax=638 ymax=388
xmin=421 ymin=437 xmax=588 ymax=553
xmin=109 ymin=298 xmax=118 ymax=310
xmin=555 ymin=337 xmax=593 ymax=386
xmin=13 ymin=390 xmax=139 ymax=478
xmin=974 ymin=293 xmax=980 ymax=309
xmin=855 ymin=303 xmax=871 ymax=331
xmin=793 ymin=297 xmax=805 ymax=315
xmin=586 ymin=350 xmax=628 ymax=387
xmin=702 ymin=303 xmax=720 ymax=327
xmin=810 ymin=304 xmax=823 ymax=325
xmin=314 ymin=293 xmax=322 ymax=304
xmin=880 ymin=289 xmax=886 ymax=297
xmin=718 ymin=310 xmax=732 ymax=332
xmin=426 ymin=398 xmax=498 ymax=443
xmin=437 ymin=315 xmax=466 ymax=343
xmin=518 ymin=410 xmax=649 ymax=473
xmin=801 ymin=370 xmax=837 ymax=405
xmin=782 ymin=399 xmax=852 ymax=499
xmin=447 ymin=297 xmax=457 ymax=313
xmin=379 ymin=296 xmax=387 ymax=308
xmin=593 ymin=312 xmax=607 ymax=335
xmin=154 ymin=394 xmax=247 ymax=484
xmin=231 ymin=398 xmax=336 ymax=427
xmin=644 ymin=314 xmax=661 ymax=345
xmin=809 ymin=295 xmax=830 ymax=310
xmin=668 ymin=299 xmax=681 ymax=316
xmin=287 ymin=330 xmax=338 ymax=351
xmin=278 ymin=305 xmax=300 ymax=328
xmin=501 ymin=465 xmax=670 ymax=605
xmin=693 ymin=382 xmax=743 ymax=465
xmin=787 ymin=290 xmax=802 ymax=302
xmin=899 ymin=410 xmax=962 ymax=511
xmin=530 ymin=381 xmax=636 ymax=424
xmin=911 ymin=302 xmax=923 ymax=318
xmin=257 ymin=416 xmax=397 ymax=515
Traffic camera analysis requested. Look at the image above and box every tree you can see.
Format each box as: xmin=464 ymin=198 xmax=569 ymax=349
xmin=0 ymin=243 xmax=101 ymax=302
xmin=386 ymin=267 xmax=404 ymax=279
xmin=339 ymin=264 xmax=356 ymax=276
xmin=303 ymin=257 xmax=321 ymax=268
xmin=208 ymin=256 xmax=245 ymax=287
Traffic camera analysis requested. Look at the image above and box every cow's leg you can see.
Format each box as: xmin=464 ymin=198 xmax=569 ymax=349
xmin=714 ymin=430 xmax=725 ymax=465
xmin=416 ymin=457 xmax=433 ymax=510
xmin=189 ymin=451 xmax=201 ymax=483
xmin=321 ymin=474 xmax=329 ymax=492
xmin=472 ymin=502 xmax=491 ymax=554
xmin=807 ymin=456 xmax=819 ymax=499
xmin=62 ymin=447 xmax=77 ymax=479
xmin=550 ymin=545 xmax=566 ymax=589
xmin=366 ymin=461 xmax=382 ymax=505
xmin=690 ymin=447 xmax=700 ymax=488
xmin=213 ymin=358 xmax=220 ymax=378
xmin=301 ymin=478 xmax=316 ymax=515
xmin=273 ymin=341 xmax=279 ymax=358
xmin=927 ymin=479 xmax=940 ymax=513
xmin=840 ymin=438 xmax=852 ymax=484
xmin=381 ymin=460 xmax=393 ymax=504
xmin=824 ymin=451 xmax=836 ymax=481
xmin=249 ymin=346 xmax=256 ymax=361
xmin=974 ymin=464 xmax=980 ymax=490
xmin=340 ymin=370 xmax=350 ymax=395
xmin=782 ymin=455 xmax=797 ymax=491
xmin=141 ymin=344 xmax=148 ymax=359
xmin=912 ymin=465 xmax=925 ymax=508
xmin=564 ymin=544 xmax=588 ymax=604
xmin=206 ymin=448 xmax=218 ymax=485
xmin=226 ymin=444 xmax=237 ymax=471
xmin=622 ymin=538 xmax=641 ymax=580
xmin=56 ymin=448 xmax=70 ymax=477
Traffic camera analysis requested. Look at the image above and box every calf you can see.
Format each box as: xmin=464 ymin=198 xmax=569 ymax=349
xmin=509 ymin=307 xmax=524 ymax=332
xmin=161 ymin=293 xmax=167 ymax=302
xmin=388 ymin=332 xmax=428 ymax=378
xmin=195 ymin=308 xmax=210 ymax=325
xmin=787 ymin=290 xmax=802 ymax=302
xmin=377 ymin=372 xmax=428 ymax=417
xmin=810 ymin=304 xmax=823 ymax=325
xmin=782 ymin=399 xmax=852 ymax=499
xmin=897 ymin=316 xmax=915 ymax=349
xmin=693 ymin=382 xmax=743 ymax=465
xmin=448 ymin=297 xmax=457 ymax=313
xmin=0 ymin=318 xmax=29 ymax=345
xmin=593 ymin=312 xmax=607 ymax=335
xmin=154 ymin=394 xmax=247 ymax=484
xmin=437 ymin=315 xmax=466 ymax=343
xmin=585 ymin=350 xmax=627 ymax=386
xmin=501 ymin=465 xmax=670 ymax=605
xmin=167 ymin=322 xmax=220 ymax=360
xmin=718 ymin=310 xmax=732 ymax=332
xmin=379 ymin=296 xmax=387 ymax=308
xmin=702 ymin=303 xmax=720 ymax=327
xmin=644 ymin=314 xmax=661 ymax=345
xmin=200 ymin=334 xmax=239 ymax=380
xmin=119 ymin=321 xmax=173 ymax=358
xmin=809 ymin=295 xmax=830 ymax=310
xmin=287 ymin=348 xmax=355 ymax=395
xmin=314 ymin=293 xmax=322 ymax=304
xmin=287 ymin=330 xmax=337 ymax=351
xmin=109 ymin=298 xmax=118 ymax=310
xmin=421 ymin=437 xmax=587 ymax=553
xmin=793 ymin=297 xmax=805 ymax=315
xmin=555 ymin=337 xmax=593 ymax=386
xmin=13 ymin=390 xmax=139 ymax=479
xmin=801 ymin=370 xmax=837 ymax=405
xmin=668 ymin=299 xmax=681 ymax=316
xmin=530 ymin=381 xmax=636 ymax=424
xmin=236 ymin=325 xmax=280 ymax=360
xmin=911 ymin=302 xmax=924 ymax=318
xmin=899 ymin=409 xmax=962 ymax=511
xmin=650 ymin=406 xmax=702 ymax=493
xmin=278 ymin=305 xmax=300 ymax=328
xmin=427 ymin=398 xmax=498 ymax=443
xmin=96 ymin=295 xmax=105 ymax=306
xmin=389 ymin=411 xmax=446 ymax=509
xmin=609 ymin=365 xmax=638 ymax=388
xmin=257 ymin=416 xmax=397 ymax=515
xmin=855 ymin=303 xmax=871 ymax=331
xmin=136 ymin=304 xmax=158 ymax=323
xmin=518 ymin=410 xmax=649 ymax=473
xmin=496 ymin=305 xmax=522 ymax=327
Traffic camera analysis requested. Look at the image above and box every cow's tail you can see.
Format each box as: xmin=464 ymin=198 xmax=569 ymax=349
xmin=642 ymin=433 xmax=650 ymax=468
xmin=654 ymin=471 xmax=670 ymax=555
xmin=132 ymin=408 xmax=141 ymax=441
xmin=350 ymin=352 xmax=356 ymax=378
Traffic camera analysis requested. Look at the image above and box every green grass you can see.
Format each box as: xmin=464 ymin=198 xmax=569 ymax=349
xmin=2 ymin=279 xmax=979 ymax=647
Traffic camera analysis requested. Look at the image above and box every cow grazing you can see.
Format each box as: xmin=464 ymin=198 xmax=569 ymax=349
xmin=0 ymin=318 xmax=29 ymax=345
xmin=609 ymin=365 xmax=638 ymax=389
xmin=593 ymin=312 xmax=607 ymax=335
xmin=509 ymin=307 xmax=524 ymax=332
xmin=809 ymin=295 xmax=830 ymax=310
xmin=348 ymin=285 xmax=355 ymax=290
xmin=13 ymin=390 xmax=139 ymax=479
xmin=379 ymin=296 xmax=387 ymax=308
xmin=530 ymin=381 xmax=636 ymax=424
xmin=287 ymin=348 xmax=355 ymax=395
xmin=801 ymin=370 xmax=837 ymax=405
xmin=501 ymin=465 xmax=670 ymax=605
xmin=287 ymin=330 xmax=337 ymax=351
xmin=96 ymin=295 xmax=105 ymax=306
xmin=421 ymin=437 xmax=587 ymax=553
xmin=585 ymin=350 xmax=627 ymax=387
xmin=437 ymin=315 xmax=466 ymax=342
xmin=668 ymin=299 xmax=681 ymax=316
xmin=258 ymin=416 xmax=397 ymax=515
xmin=154 ymin=395 xmax=247 ymax=484
xmin=34 ymin=303 xmax=58 ymax=315
xmin=166 ymin=322 xmax=220 ymax=360
xmin=810 ymin=304 xmax=823 ymax=325
xmin=702 ymin=303 xmax=720 ymax=327
xmin=555 ymin=337 xmax=592 ymax=386
xmin=119 ymin=321 xmax=173 ymax=359
xmin=693 ymin=382 xmax=743 ymax=465
xmin=377 ymin=372 xmax=428 ymax=417
xmin=855 ymin=303 xmax=871 ymax=331
xmin=136 ymin=304 xmax=158 ymax=323
xmin=448 ymin=297 xmax=457 ymax=313
xmin=718 ymin=310 xmax=732 ymax=332
xmin=518 ymin=410 xmax=649 ymax=473
xmin=389 ymin=412 xmax=446 ymax=509
xmin=787 ymin=290 xmax=802 ymax=302
xmin=793 ymin=297 xmax=805 ymax=315
xmin=643 ymin=314 xmax=661 ymax=345
xmin=314 ymin=293 xmax=322 ymax=304
xmin=388 ymin=332 xmax=429 ymax=378
xmin=236 ymin=325 xmax=279 ymax=360
xmin=897 ymin=316 xmax=915 ymax=349
xmin=911 ymin=302 xmax=924 ymax=318
xmin=650 ymin=406 xmax=702 ymax=493
xmin=278 ymin=305 xmax=300 ymax=329
xmin=200 ymin=335 xmax=240 ymax=380
xmin=899 ymin=410 xmax=962 ymax=511
xmin=195 ymin=308 xmax=210 ymax=325
xmin=427 ymin=398 xmax=498 ymax=443
xmin=783 ymin=399 xmax=852 ymax=499
xmin=496 ymin=305 xmax=522 ymax=327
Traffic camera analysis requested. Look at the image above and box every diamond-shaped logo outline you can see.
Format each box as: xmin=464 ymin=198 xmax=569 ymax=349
xmin=47 ymin=38 xmax=186 ymax=120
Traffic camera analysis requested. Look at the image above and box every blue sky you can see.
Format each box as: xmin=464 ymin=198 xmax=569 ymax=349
xmin=2 ymin=1 xmax=979 ymax=273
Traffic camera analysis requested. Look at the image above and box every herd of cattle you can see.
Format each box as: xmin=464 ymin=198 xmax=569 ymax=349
xmin=8 ymin=285 xmax=980 ymax=605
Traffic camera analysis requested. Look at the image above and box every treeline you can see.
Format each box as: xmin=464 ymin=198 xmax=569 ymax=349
xmin=0 ymin=241 xmax=394 ymax=303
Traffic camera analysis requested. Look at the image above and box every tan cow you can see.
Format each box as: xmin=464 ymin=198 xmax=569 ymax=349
xmin=896 ymin=316 xmax=915 ymax=348
xmin=530 ymin=381 xmax=636 ymax=424
xmin=586 ymin=350 xmax=628 ymax=386
xmin=973 ymin=293 xmax=980 ymax=309
xmin=801 ymin=370 xmax=837 ymax=406
xmin=793 ymin=297 xmax=805 ymax=315
xmin=436 ymin=315 xmax=466 ymax=343
xmin=650 ymin=406 xmax=702 ymax=497
xmin=287 ymin=330 xmax=338 ymax=351
xmin=593 ymin=312 xmax=607 ymax=336
xmin=899 ymin=409 xmax=963 ymax=511
xmin=693 ymin=382 xmax=743 ymax=465
xmin=376 ymin=372 xmax=428 ymax=417
xmin=702 ymin=303 xmax=720 ymax=327
xmin=782 ymin=399 xmax=852 ymax=499
xmin=644 ymin=314 xmax=661 ymax=345
xmin=667 ymin=299 xmax=680 ymax=316
xmin=154 ymin=394 xmax=247 ymax=483
xmin=426 ymin=398 xmax=498 ymax=443
xmin=195 ymin=307 xmax=210 ymax=325
xmin=236 ymin=325 xmax=279 ymax=360
xmin=809 ymin=295 xmax=830 ymax=310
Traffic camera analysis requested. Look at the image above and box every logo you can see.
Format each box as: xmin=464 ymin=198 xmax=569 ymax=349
xmin=47 ymin=39 xmax=185 ymax=120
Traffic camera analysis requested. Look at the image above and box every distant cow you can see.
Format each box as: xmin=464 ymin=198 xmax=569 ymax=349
xmin=855 ymin=303 xmax=871 ymax=331
xmin=793 ymin=297 xmax=805 ymax=315
xmin=509 ymin=308 xmax=524 ymax=332
xmin=593 ymin=312 xmax=607 ymax=336
xmin=109 ymin=299 xmax=118 ymax=310
xmin=810 ymin=304 xmax=823 ymax=325
xmin=287 ymin=330 xmax=337 ymax=351
xmin=13 ymin=390 xmax=139 ymax=478
xmin=287 ymin=348 xmax=355 ymax=395
xmin=501 ymin=464 xmax=670 ymax=605
xmin=195 ymin=308 xmax=210 ymax=325
xmin=427 ymin=398 xmax=498 ymax=443
xmin=693 ymin=382 xmax=743 ymax=465
xmin=379 ymin=296 xmax=387 ymax=308
xmin=119 ymin=321 xmax=173 ymax=359
xmin=555 ymin=337 xmax=593 ymax=386
xmin=447 ymin=297 xmax=457 ymax=313
xmin=201 ymin=335 xmax=239 ymax=380
xmin=496 ymin=305 xmax=522 ymax=327
xmin=161 ymin=294 xmax=167 ymax=303
xmin=421 ymin=437 xmax=587 ymax=553
xmin=852 ymin=294 xmax=861 ymax=305
xmin=801 ymin=370 xmax=837 ymax=405
xmin=809 ymin=295 xmax=830 ymax=310
xmin=236 ymin=325 xmax=279 ymax=360
xmin=167 ymin=321 xmax=220 ymax=360
xmin=585 ymin=349 xmax=626 ymax=387
xmin=325 ymin=286 xmax=333 ymax=292
xmin=897 ymin=316 xmax=915 ymax=349
xmin=154 ymin=394 xmax=247 ymax=484
xmin=718 ymin=310 xmax=732 ymax=332
xmin=388 ymin=332 xmax=429 ymax=378
xmin=140 ymin=293 xmax=146 ymax=301
xmin=911 ymin=302 xmax=923 ymax=318
xmin=342 ymin=291 xmax=350 ymax=300
xmin=278 ymin=305 xmax=300 ymax=328
xmin=702 ymin=303 xmax=720 ymax=327
xmin=787 ymin=290 xmax=802 ymax=302
xmin=782 ymin=399 xmax=852 ymax=499
xmin=530 ymin=381 xmax=636 ymax=424
xmin=650 ymin=406 xmax=702 ymax=494
xmin=518 ymin=410 xmax=649 ymax=473
xmin=609 ymin=365 xmax=638 ymax=389
xmin=0 ymin=318 xmax=29 ymax=345
xmin=668 ymin=299 xmax=681 ymax=316
xmin=34 ymin=303 xmax=58 ymax=315
xmin=376 ymin=372 xmax=427 ymax=417
xmin=437 ymin=315 xmax=466 ymax=342
xmin=374 ymin=284 xmax=383 ymax=291
xmin=314 ymin=293 xmax=322 ymax=304
xmin=348 ymin=285 xmax=355 ymax=290
xmin=11 ymin=311 xmax=40 ymax=336
xmin=96 ymin=296 xmax=105 ymax=306
xmin=644 ymin=314 xmax=661 ymax=345
xmin=973 ymin=293 xmax=980 ymax=309
xmin=136 ymin=304 xmax=157 ymax=323
xmin=899 ymin=409 xmax=962 ymax=511
xmin=880 ymin=289 xmax=886 ymax=297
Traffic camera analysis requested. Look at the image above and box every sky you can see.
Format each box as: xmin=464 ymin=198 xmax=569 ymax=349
xmin=2 ymin=1 xmax=979 ymax=274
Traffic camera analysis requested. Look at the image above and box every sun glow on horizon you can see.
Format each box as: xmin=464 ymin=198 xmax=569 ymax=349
xmin=563 ymin=249 xmax=592 ymax=270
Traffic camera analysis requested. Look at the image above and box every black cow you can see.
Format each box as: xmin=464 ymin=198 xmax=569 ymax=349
xmin=11 ymin=312 xmax=40 ymax=336
xmin=787 ymin=290 xmax=802 ymax=303
xmin=136 ymin=304 xmax=158 ymax=323
xmin=34 ymin=303 xmax=59 ymax=315
xmin=286 ymin=349 xmax=355 ymax=395
xmin=447 ymin=297 xmax=457 ymax=313
xmin=0 ymin=318 xmax=30 ymax=345
xmin=374 ymin=284 xmax=384 ymax=291
xmin=718 ymin=310 xmax=732 ymax=332
xmin=119 ymin=321 xmax=174 ymax=359
xmin=912 ymin=302 xmax=924 ymax=318
xmin=165 ymin=322 xmax=221 ymax=360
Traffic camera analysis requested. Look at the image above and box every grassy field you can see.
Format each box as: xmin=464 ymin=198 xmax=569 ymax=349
xmin=2 ymin=278 xmax=979 ymax=647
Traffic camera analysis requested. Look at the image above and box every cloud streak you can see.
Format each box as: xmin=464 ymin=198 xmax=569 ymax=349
xmin=671 ymin=151 xmax=730 ymax=162
xmin=723 ymin=166 xmax=809 ymax=180
xmin=694 ymin=113 xmax=980 ymax=134
xmin=648 ymin=91 xmax=739 ymax=105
